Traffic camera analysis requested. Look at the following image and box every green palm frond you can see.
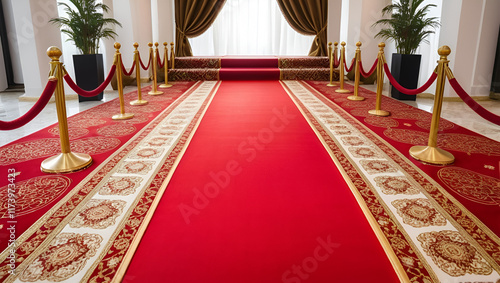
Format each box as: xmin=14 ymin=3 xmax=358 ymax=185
xmin=49 ymin=0 xmax=122 ymax=54
xmin=372 ymin=0 xmax=440 ymax=54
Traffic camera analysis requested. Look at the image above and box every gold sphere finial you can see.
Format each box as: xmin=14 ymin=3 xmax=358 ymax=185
xmin=341 ymin=41 xmax=346 ymax=46
xmin=378 ymin=42 xmax=385 ymax=48
xmin=114 ymin=42 xmax=121 ymax=50
xmin=356 ymin=41 xmax=362 ymax=47
xmin=334 ymin=42 xmax=338 ymax=46
xmin=163 ymin=42 xmax=168 ymax=46
xmin=154 ymin=42 xmax=159 ymax=47
xmin=46 ymin=46 xmax=62 ymax=60
xmin=328 ymin=42 xmax=332 ymax=46
xmin=133 ymin=42 xmax=139 ymax=49
xmin=148 ymin=42 xmax=153 ymax=47
xmin=170 ymin=42 xmax=174 ymax=46
xmin=438 ymin=45 xmax=451 ymax=57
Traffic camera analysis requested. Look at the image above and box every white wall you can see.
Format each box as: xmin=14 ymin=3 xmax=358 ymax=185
xmin=152 ymin=0 xmax=175 ymax=44
xmin=339 ymin=0 xmax=391 ymax=64
xmin=440 ymin=0 xmax=500 ymax=97
xmin=327 ymin=0 xmax=341 ymax=45
xmin=12 ymin=0 xmax=62 ymax=98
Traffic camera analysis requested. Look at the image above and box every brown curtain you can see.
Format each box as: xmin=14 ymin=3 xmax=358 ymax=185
xmin=175 ymin=0 xmax=226 ymax=57
xmin=276 ymin=0 xmax=328 ymax=56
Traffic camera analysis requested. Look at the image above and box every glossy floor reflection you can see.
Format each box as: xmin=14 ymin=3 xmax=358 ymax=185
xmin=1 ymin=82 xmax=499 ymax=147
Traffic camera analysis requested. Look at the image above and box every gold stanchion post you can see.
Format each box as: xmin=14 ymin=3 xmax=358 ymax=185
xmin=347 ymin=41 xmax=365 ymax=101
xmin=112 ymin=43 xmax=135 ymax=120
xmin=148 ymin=42 xmax=163 ymax=95
xmin=130 ymin=42 xmax=148 ymax=105
xmin=335 ymin=42 xmax=351 ymax=93
xmin=368 ymin=43 xmax=390 ymax=117
xmin=159 ymin=42 xmax=172 ymax=88
xmin=41 ymin=47 xmax=93 ymax=173
xmin=327 ymin=42 xmax=335 ymax=86
xmin=409 ymin=46 xmax=454 ymax=165
xmin=170 ymin=42 xmax=175 ymax=69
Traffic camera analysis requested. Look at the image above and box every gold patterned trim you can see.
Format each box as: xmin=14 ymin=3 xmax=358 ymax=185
xmin=111 ymin=81 xmax=222 ymax=282
xmin=279 ymin=81 xmax=411 ymax=283
xmin=294 ymin=81 xmax=500 ymax=278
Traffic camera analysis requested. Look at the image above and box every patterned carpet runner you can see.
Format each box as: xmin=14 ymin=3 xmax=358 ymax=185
xmin=169 ymin=56 xmax=335 ymax=81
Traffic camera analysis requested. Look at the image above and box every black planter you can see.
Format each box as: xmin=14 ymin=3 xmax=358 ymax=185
xmin=390 ymin=53 xmax=421 ymax=101
xmin=490 ymin=25 xmax=500 ymax=100
xmin=73 ymin=54 xmax=104 ymax=102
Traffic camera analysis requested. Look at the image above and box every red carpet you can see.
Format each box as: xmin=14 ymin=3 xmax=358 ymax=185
xmin=219 ymin=57 xmax=280 ymax=80
xmin=123 ymin=81 xmax=399 ymax=282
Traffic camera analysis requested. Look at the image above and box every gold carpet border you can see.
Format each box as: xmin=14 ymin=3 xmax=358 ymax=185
xmin=310 ymin=81 xmax=500 ymax=246
xmin=0 ymin=81 xmax=201 ymax=265
xmin=112 ymin=81 xmax=222 ymax=282
xmin=281 ymin=80 xmax=500 ymax=282
xmin=280 ymin=81 xmax=411 ymax=283
xmin=0 ymin=82 xmax=217 ymax=282
xmin=82 ymin=81 xmax=221 ymax=282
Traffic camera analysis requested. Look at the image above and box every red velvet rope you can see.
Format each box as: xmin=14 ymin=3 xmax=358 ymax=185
xmin=333 ymin=54 xmax=340 ymax=68
xmin=121 ymin=60 xmax=135 ymax=76
xmin=359 ymin=58 xmax=378 ymax=78
xmin=0 ymin=78 xmax=57 ymax=130
xmin=448 ymin=78 xmax=500 ymax=126
xmin=384 ymin=63 xmax=437 ymax=95
xmin=64 ymin=65 xmax=116 ymax=97
xmin=344 ymin=57 xmax=355 ymax=73
xmin=156 ymin=49 xmax=165 ymax=69
xmin=138 ymin=52 xmax=151 ymax=70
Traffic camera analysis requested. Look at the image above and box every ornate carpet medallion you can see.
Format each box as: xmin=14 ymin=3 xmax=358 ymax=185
xmin=69 ymin=199 xmax=126 ymax=229
xmin=359 ymin=160 xmax=398 ymax=175
xmin=0 ymin=176 xmax=71 ymax=218
xmin=48 ymin=127 xmax=89 ymax=139
xmin=374 ymin=176 xmax=420 ymax=195
xmin=97 ymin=123 xmax=136 ymax=137
xmin=417 ymin=230 xmax=493 ymax=277
xmin=282 ymin=80 xmax=500 ymax=283
xmin=98 ymin=176 xmax=143 ymax=196
xmin=438 ymin=167 xmax=500 ymax=206
xmin=19 ymin=233 xmax=102 ymax=282
xmin=384 ymin=128 xmax=500 ymax=156
xmin=392 ymin=198 xmax=447 ymax=228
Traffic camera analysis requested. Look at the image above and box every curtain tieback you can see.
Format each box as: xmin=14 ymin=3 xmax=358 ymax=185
xmin=176 ymin=26 xmax=186 ymax=37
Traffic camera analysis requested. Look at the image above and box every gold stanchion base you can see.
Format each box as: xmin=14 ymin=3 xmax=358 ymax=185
xmin=41 ymin=152 xmax=93 ymax=174
xmin=159 ymin=84 xmax=173 ymax=88
xmin=326 ymin=83 xmax=338 ymax=87
xmin=368 ymin=109 xmax=390 ymax=117
xmin=148 ymin=90 xmax=164 ymax=95
xmin=112 ymin=113 xmax=135 ymax=120
xmin=409 ymin=146 xmax=455 ymax=165
xmin=130 ymin=99 xmax=148 ymax=106
xmin=335 ymin=88 xmax=351 ymax=93
xmin=347 ymin=95 xmax=365 ymax=101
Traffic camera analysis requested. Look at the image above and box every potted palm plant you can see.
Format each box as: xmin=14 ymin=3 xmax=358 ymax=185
xmin=373 ymin=0 xmax=440 ymax=100
xmin=50 ymin=0 xmax=121 ymax=102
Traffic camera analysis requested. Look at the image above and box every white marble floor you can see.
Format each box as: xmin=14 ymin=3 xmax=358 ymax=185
xmin=1 ymin=82 xmax=499 ymax=147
